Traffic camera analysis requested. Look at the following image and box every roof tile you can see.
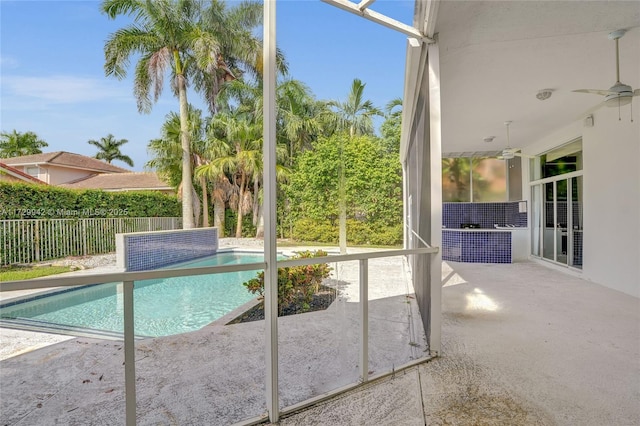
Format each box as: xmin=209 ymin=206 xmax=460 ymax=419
xmin=59 ymin=172 xmax=171 ymax=191
xmin=0 ymin=151 xmax=130 ymax=173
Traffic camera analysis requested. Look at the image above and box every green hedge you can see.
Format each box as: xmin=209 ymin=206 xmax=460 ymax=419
xmin=0 ymin=182 xmax=180 ymax=219
xmin=292 ymin=218 xmax=402 ymax=246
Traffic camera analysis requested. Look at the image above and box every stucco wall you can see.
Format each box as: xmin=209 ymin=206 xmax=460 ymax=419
xmin=523 ymin=105 xmax=640 ymax=298
xmin=10 ymin=165 xmax=94 ymax=184
xmin=41 ymin=165 xmax=94 ymax=185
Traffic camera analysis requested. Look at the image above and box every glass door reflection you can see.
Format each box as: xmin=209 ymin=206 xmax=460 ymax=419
xmin=555 ymin=180 xmax=568 ymax=265
xmin=569 ymin=176 xmax=583 ymax=269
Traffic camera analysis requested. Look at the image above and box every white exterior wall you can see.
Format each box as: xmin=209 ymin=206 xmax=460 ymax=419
xmin=42 ymin=165 xmax=94 ymax=185
xmin=523 ymin=105 xmax=640 ymax=297
xmin=10 ymin=164 xmax=93 ymax=184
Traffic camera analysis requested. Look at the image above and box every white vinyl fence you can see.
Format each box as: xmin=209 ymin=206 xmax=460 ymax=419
xmin=0 ymin=217 xmax=181 ymax=266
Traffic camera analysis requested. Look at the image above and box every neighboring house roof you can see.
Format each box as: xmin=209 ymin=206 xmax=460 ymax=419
xmin=0 ymin=162 xmax=47 ymax=184
xmin=59 ymin=172 xmax=172 ymax=192
xmin=0 ymin=151 xmax=130 ymax=173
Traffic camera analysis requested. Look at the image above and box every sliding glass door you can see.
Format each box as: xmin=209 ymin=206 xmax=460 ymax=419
xmin=530 ymin=139 xmax=583 ymax=269
xmin=531 ymin=175 xmax=582 ymax=269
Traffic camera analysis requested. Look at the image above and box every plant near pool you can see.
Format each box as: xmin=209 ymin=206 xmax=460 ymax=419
xmin=243 ymin=250 xmax=332 ymax=314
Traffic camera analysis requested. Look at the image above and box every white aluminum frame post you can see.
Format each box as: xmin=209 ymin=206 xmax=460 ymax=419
xmin=427 ymin=40 xmax=442 ymax=356
xmin=263 ymin=0 xmax=279 ymax=422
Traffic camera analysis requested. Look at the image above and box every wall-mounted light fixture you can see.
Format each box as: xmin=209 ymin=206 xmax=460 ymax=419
xmin=584 ymin=115 xmax=594 ymax=128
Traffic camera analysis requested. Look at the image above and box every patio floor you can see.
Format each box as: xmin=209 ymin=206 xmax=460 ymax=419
xmin=275 ymin=260 xmax=640 ymax=425
xmin=1 ymin=255 xmax=638 ymax=425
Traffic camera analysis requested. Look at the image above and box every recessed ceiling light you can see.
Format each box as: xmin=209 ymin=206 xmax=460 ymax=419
xmin=483 ymin=136 xmax=495 ymax=143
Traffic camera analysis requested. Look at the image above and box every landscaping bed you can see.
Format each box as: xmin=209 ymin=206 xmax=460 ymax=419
xmin=227 ymin=284 xmax=337 ymax=324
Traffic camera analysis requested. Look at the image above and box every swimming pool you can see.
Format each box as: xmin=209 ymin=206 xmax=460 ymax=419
xmin=0 ymin=252 xmax=265 ymax=338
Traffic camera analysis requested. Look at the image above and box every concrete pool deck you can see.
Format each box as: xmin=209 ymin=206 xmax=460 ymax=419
xmin=1 ymin=243 xmax=639 ymax=425
xmin=1 ymin=241 xmax=426 ymax=424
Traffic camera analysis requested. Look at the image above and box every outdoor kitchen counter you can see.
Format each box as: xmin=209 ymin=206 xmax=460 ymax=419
xmin=442 ymin=228 xmax=528 ymax=263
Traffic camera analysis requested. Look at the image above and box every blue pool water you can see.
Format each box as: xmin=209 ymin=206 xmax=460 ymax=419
xmin=0 ymin=252 xmax=265 ymax=337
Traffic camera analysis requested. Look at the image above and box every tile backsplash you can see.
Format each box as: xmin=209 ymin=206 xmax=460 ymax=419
xmin=443 ymin=201 xmax=527 ymax=229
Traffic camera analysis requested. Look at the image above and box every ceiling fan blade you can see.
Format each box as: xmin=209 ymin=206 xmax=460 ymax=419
xmin=573 ymin=89 xmax=612 ymax=96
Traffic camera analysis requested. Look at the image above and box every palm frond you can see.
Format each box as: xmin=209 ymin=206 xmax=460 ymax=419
xmin=148 ymin=47 xmax=172 ymax=103
xmin=101 ymin=0 xmax=146 ymax=20
xmin=133 ymin=54 xmax=154 ymax=113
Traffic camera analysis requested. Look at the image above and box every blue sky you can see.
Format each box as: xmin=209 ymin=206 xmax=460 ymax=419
xmin=1 ymin=0 xmax=413 ymax=170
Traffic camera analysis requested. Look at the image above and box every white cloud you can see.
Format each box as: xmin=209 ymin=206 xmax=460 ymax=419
xmin=0 ymin=56 xmax=20 ymax=69
xmin=2 ymin=75 xmax=129 ymax=104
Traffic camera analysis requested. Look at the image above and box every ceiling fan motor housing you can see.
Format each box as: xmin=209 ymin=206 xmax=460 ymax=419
xmin=605 ymin=82 xmax=634 ymax=106
xmin=501 ymin=149 xmax=516 ymax=160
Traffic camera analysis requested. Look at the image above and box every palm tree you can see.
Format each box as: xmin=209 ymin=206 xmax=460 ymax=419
xmin=329 ymin=78 xmax=382 ymax=138
xmin=0 ymin=130 xmax=48 ymax=158
xmin=102 ymin=0 xmax=265 ymax=229
xmin=147 ymin=107 xmax=210 ymax=226
xmin=196 ymin=110 xmax=262 ymax=238
xmin=277 ymin=79 xmax=331 ymax=166
xmin=329 ymin=78 xmax=382 ymax=253
xmin=380 ymin=97 xmax=402 ymax=153
xmin=87 ymin=134 xmax=134 ymax=167
xmin=275 ymin=79 xmax=331 ymax=237
xmin=214 ymin=78 xmax=293 ymax=238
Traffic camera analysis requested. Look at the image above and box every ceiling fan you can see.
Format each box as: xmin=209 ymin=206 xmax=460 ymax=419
xmin=573 ymin=29 xmax=639 ymax=117
xmin=497 ymin=121 xmax=534 ymax=160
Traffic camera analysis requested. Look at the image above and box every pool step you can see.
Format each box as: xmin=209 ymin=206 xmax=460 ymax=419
xmin=0 ymin=317 xmax=150 ymax=341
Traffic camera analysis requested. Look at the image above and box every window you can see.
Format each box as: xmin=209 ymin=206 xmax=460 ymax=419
xmin=442 ymin=158 xmax=471 ymax=202
xmin=530 ymin=139 xmax=582 ymax=181
xmin=442 ymin=157 xmax=507 ymax=202
xmin=473 ymin=158 xmax=507 ymax=202
xmin=25 ymin=166 xmax=39 ymax=178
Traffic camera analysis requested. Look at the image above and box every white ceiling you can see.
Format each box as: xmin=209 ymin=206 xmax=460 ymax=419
xmin=432 ymin=1 xmax=640 ymax=155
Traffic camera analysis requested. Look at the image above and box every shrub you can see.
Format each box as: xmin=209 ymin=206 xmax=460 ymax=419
xmin=292 ymin=218 xmax=337 ymax=243
xmin=224 ymin=209 xmax=256 ymax=238
xmin=292 ymin=218 xmax=402 ymax=246
xmin=0 ymin=182 xmax=180 ymax=219
xmin=243 ymin=250 xmax=332 ymax=314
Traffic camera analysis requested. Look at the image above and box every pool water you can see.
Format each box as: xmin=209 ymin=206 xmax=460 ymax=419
xmin=0 ymin=252 xmax=265 ymax=337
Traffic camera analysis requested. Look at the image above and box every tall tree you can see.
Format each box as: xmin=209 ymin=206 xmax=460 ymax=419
xmin=88 ymin=134 xmax=134 ymax=167
xmin=275 ymin=79 xmax=331 ymax=236
xmin=329 ymin=78 xmax=382 ymax=139
xmin=0 ymin=130 xmax=48 ymax=158
xmin=214 ymin=77 xmax=293 ymax=237
xmin=329 ymin=79 xmax=382 ymax=253
xmin=102 ymin=0 xmax=266 ymax=229
xmin=287 ymin=134 xmax=402 ymax=244
xmin=196 ymin=110 xmax=262 ymax=238
xmin=147 ymin=107 xmax=209 ymax=226
xmin=276 ymin=79 xmax=329 ymax=165
xmin=381 ymin=97 xmax=402 ymax=153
